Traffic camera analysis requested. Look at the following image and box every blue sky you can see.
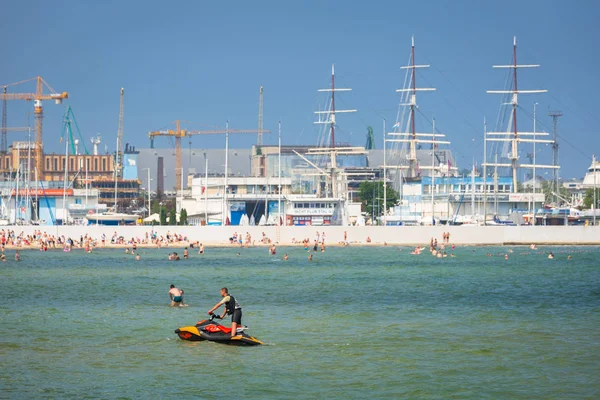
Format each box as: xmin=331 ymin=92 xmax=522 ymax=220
xmin=1 ymin=0 xmax=598 ymax=178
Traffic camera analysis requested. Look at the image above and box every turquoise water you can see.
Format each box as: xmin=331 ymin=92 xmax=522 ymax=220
xmin=1 ymin=246 xmax=599 ymax=399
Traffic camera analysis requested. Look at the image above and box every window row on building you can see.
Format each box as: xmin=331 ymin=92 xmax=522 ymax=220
xmin=424 ymin=183 xmax=512 ymax=194
xmin=43 ymin=155 xmax=114 ymax=173
xmin=293 ymin=202 xmax=335 ymax=209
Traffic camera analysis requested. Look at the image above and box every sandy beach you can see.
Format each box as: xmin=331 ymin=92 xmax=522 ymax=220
xmin=1 ymin=225 xmax=600 ymax=250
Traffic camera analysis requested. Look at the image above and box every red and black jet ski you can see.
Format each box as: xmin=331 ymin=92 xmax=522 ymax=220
xmin=175 ymin=314 xmax=263 ymax=346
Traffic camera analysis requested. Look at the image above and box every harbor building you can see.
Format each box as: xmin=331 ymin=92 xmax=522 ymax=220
xmin=0 ymin=140 xmax=140 ymax=225
xmin=0 ymin=185 xmax=101 ymax=225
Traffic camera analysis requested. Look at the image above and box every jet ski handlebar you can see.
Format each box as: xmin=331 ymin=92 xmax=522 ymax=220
xmin=208 ymin=312 xmax=223 ymax=321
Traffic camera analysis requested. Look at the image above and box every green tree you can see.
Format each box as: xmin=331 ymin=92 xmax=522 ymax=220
xmin=358 ymin=181 xmax=399 ymax=218
xmin=168 ymin=208 xmax=177 ymax=225
xmin=153 ymin=198 xmax=175 ymax=215
xmin=179 ymin=208 xmax=188 ymax=225
xmin=583 ymin=188 xmax=600 ymax=209
xmin=159 ymin=206 xmax=167 ymax=225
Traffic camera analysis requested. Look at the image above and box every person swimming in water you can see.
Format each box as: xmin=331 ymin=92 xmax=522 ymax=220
xmin=169 ymin=284 xmax=185 ymax=306
xmin=183 ymin=248 xmax=189 ymax=259
xmin=283 ymin=254 xmax=289 ymax=261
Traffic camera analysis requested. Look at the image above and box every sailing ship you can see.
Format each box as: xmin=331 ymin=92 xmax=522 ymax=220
xmin=483 ymin=36 xmax=559 ymax=225
xmin=383 ymin=36 xmax=455 ymax=225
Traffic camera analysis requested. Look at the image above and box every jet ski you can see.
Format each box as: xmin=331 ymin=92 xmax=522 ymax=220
xmin=174 ymin=314 xmax=263 ymax=346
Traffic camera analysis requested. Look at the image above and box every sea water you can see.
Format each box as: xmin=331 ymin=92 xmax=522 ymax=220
xmin=0 ymin=246 xmax=598 ymax=399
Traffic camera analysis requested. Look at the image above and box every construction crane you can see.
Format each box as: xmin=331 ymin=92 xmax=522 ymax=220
xmin=148 ymin=120 xmax=270 ymax=191
xmin=63 ymin=106 xmax=89 ymax=155
xmin=0 ymin=76 xmax=68 ymax=178
xmin=115 ymin=88 xmax=125 ymax=178
xmin=112 ymin=88 xmax=125 ymax=210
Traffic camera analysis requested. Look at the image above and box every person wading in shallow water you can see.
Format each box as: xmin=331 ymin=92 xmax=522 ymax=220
xmin=207 ymin=287 xmax=243 ymax=339
xmin=169 ymin=284 xmax=185 ymax=306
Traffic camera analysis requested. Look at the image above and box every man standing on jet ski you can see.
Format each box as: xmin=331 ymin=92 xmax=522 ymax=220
xmin=207 ymin=287 xmax=242 ymax=339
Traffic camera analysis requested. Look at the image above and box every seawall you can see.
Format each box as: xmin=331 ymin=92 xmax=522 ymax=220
xmin=9 ymin=225 xmax=600 ymax=246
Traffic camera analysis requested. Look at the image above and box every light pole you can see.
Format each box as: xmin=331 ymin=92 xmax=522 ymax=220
xmin=223 ymin=121 xmax=229 ymax=226
xmin=278 ymin=121 xmax=282 ymax=226
xmin=204 ymin=153 xmax=208 ymax=225
xmin=594 ymin=154 xmax=597 ymax=226
xmin=432 ymin=119 xmax=436 ymax=225
xmin=177 ymin=167 xmax=184 ymax=215
xmin=383 ymin=118 xmax=387 ymax=227
xmin=371 ymin=178 xmax=375 ymax=225
xmin=533 ymin=102 xmax=537 ymax=226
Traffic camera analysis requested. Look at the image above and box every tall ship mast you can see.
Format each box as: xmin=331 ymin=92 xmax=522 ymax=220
xmin=314 ymin=64 xmax=357 ymax=149
xmin=308 ymin=64 xmax=364 ymax=200
xmin=484 ymin=37 xmax=558 ymax=193
xmin=387 ymin=36 xmax=452 ymax=180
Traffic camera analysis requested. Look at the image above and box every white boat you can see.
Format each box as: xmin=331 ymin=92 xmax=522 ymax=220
xmin=85 ymin=210 xmax=139 ymax=225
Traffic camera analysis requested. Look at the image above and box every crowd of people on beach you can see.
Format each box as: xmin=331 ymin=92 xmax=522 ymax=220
xmin=228 ymin=232 xmax=254 ymax=246
xmin=0 ymin=227 xmax=585 ymax=264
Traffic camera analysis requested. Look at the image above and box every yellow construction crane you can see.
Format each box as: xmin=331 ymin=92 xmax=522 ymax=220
xmin=0 ymin=76 xmax=68 ymax=178
xmin=149 ymin=120 xmax=270 ymax=191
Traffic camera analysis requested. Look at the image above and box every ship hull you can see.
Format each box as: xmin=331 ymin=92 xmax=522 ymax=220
xmin=85 ymin=213 xmax=138 ymax=225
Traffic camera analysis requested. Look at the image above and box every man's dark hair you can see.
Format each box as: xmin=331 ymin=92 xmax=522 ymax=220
xmin=221 ymin=287 xmax=229 ymax=294
xmin=170 ymin=284 xmax=175 ymax=289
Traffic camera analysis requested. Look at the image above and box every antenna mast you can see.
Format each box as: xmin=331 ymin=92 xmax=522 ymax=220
xmin=314 ymin=64 xmax=356 ymax=148
xmin=549 ymin=110 xmax=562 ymax=203
xmin=485 ymin=37 xmax=556 ymax=193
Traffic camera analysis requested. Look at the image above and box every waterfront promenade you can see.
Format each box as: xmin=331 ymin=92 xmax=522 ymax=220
xmin=4 ymin=225 xmax=600 ymax=247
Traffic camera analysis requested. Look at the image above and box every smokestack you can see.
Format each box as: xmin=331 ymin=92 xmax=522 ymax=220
xmin=157 ymin=156 xmax=164 ymax=194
